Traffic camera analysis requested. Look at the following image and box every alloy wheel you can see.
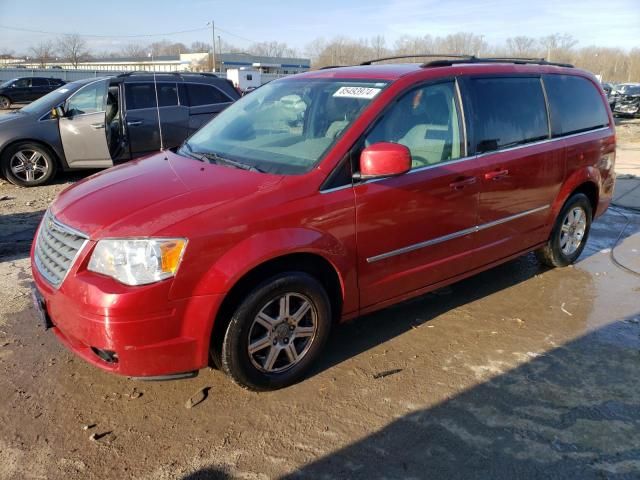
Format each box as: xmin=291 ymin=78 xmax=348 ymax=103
xmin=559 ymin=206 xmax=587 ymax=255
xmin=10 ymin=149 xmax=49 ymax=183
xmin=0 ymin=97 xmax=9 ymax=109
xmin=247 ymin=292 xmax=318 ymax=373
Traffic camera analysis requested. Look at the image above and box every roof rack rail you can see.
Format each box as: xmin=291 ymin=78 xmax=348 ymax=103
xmin=117 ymin=71 xmax=182 ymax=78
xmin=360 ymin=54 xmax=474 ymax=66
xmin=116 ymin=71 xmax=218 ymax=79
xmin=319 ymin=65 xmax=349 ymax=70
xmin=422 ymin=56 xmax=574 ymax=68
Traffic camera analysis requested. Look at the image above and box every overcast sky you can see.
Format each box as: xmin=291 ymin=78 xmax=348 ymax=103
xmin=0 ymin=0 xmax=638 ymax=55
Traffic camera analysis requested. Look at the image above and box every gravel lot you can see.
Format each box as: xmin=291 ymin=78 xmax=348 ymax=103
xmin=0 ymin=113 xmax=639 ymax=479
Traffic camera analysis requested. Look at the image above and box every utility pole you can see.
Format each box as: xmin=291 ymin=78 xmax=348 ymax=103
xmin=207 ymin=20 xmax=216 ymax=72
xmin=218 ymin=35 xmax=221 ymax=72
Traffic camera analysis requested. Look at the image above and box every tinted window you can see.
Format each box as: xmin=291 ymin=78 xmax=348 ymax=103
xmin=66 ymin=80 xmax=107 ymax=115
xmin=185 ymin=83 xmax=231 ymax=106
xmin=469 ymin=77 xmax=548 ymax=153
xmin=125 ymin=82 xmax=178 ymax=110
xmin=544 ymin=75 xmax=609 ymax=137
xmin=32 ymin=78 xmax=49 ymax=86
xmin=13 ymin=78 xmax=30 ymax=88
xmin=364 ymin=81 xmax=463 ymax=168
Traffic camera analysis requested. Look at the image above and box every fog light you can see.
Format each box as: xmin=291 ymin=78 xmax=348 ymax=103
xmin=91 ymin=347 xmax=119 ymax=363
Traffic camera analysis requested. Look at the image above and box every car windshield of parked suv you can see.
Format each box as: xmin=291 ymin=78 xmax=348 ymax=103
xmin=0 ymin=78 xmax=19 ymax=88
xmin=180 ymin=78 xmax=389 ymax=174
xmin=19 ymin=84 xmax=74 ymax=114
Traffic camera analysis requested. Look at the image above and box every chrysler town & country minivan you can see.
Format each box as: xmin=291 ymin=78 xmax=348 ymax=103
xmin=31 ymin=57 xmax=616 ymax=390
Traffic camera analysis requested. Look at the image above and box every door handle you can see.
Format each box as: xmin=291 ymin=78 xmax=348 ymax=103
xmin=127 ymin=120 xmax=143 ymax=127
xmin=449 ymin=176 xmax=477 ymax=190
xmin=484 ymin=169 xmax=509 ymax=181
xmin=90 ymin=123 xmax=105 ymax=129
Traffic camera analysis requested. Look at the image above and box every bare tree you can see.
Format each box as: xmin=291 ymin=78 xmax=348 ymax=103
xmin=120 ymin=43 xmax=149 ymax=58
xmin=249 ymin=41 xmax=296 ymax=58
xmin=506 ymin=36 xmax=537 ymax=57
xmin=539 ymin=33 xmax=577 ymax=62
xmin=57 ymin=34 xmax=89 ymax=68
xmin=190 ymin=41 xmax=210 ymax=53
xmin=30 ymin=40 xmax=56 ymax=68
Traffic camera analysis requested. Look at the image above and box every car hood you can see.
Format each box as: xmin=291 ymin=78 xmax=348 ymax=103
xmin=51 ymin=151 xmax=284 ymax=238
xmin=0 ymin=111 xmax=35 ymax=126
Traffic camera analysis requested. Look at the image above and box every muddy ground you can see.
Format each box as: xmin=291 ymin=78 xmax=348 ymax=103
xmin=0 ymin=117 xmax=639 ymax=479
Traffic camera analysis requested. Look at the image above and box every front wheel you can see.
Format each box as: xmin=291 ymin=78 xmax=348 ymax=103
xmin=220 ymin=272 xmax=331 ymax=391
xmin=0 ymin=142 xmax=57 ymax=187
xmin=535 ymin=193 xmax=592 ymax=267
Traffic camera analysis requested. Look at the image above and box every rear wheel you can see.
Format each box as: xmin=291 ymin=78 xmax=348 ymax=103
xmin=0 ymin=96 xmax=10 ymax=109
xmin=535 ymin=193 xmax=592 ymax=267
xmin=220 ymin=272 xmax=331 ymax=391
xmin=1 ymin=142 xmax=57 ymax=187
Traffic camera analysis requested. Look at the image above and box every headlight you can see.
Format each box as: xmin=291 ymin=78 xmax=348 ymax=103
xmin=88 ymin=238 xmax=187 ymax=286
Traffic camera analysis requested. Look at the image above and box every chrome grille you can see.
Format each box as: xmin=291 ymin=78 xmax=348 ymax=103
xmin=34 ymin=211 xmax=88 ymax=287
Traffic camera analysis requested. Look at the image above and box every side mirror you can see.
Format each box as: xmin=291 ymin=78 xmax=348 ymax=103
xmin=51 ymin=106 xmax=65 ymax=119
xmin=357 ymin=142 xmax=411 ymax=180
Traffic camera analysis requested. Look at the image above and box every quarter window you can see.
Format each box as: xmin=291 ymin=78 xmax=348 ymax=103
xmin=184 ymin=83 xmax=231 ymax=106
xmin=543 ymin=75 xmax=609 ymax=137
xmin=364 ymin=81 xmax=463 ymax=168
xmin=125 ymin=82 xmax=178 ymax=110
xmin=469 ymin=77 xmax=548 ymax=153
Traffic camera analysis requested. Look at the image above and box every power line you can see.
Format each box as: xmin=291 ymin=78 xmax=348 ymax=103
xmin=0 ymin=24 xmax=210 ymax=38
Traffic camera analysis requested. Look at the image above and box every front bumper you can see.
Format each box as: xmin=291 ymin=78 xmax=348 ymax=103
xmin=613 ymin=103 xmax=640 ymax=115
xmin=31 ymin=261 xmax=223 ymax=378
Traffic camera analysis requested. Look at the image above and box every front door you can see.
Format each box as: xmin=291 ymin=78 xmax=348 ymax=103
xmin=59 ymin=79 xmax=113 ymax=168
xmin=355 ymin=80 xmax=481 ymax=308
xmin=10 ymin=78 xmax=31 ymax=103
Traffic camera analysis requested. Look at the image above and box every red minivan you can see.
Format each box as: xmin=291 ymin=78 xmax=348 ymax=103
xmin=31 ymin=57 xmax=616 ymax=390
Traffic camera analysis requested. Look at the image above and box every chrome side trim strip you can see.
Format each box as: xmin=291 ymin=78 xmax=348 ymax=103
xmin=366 ymin=204 xmax=549 ymax=263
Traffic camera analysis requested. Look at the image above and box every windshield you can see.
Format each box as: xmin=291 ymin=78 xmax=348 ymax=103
xmin=620 ymin=85 xmax=640 ymax=95
xmin=0 ymin=78 xmax=19 ymax=88
xmin=20 ymin=84 xmax=75 ymax=114
xmin=180 ymin=78 xmax=388 ymax=174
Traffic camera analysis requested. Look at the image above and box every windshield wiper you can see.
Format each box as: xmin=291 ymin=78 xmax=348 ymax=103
xmin=181 ymin=142 xmax=264 ymax=172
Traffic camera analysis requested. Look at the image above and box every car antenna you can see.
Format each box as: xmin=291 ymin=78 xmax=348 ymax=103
xmin=152 ymin=67 xmax=165 ymax=152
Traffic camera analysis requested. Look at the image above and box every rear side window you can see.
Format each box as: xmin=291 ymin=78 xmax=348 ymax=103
xmin=32 ymin=78 xmax=49 ymax=86
xmin=544 ymin=75 xmax=609 ymax=137
xmin=468 ymin=77 xmax=548 ymax=153
xmin=184 ymin=83 xmax=231 ymax=106
xmin=125 ymin=82 xmax=178 ymax=110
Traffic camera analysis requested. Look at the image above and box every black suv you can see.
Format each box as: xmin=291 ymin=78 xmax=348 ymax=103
xmin=0 ymin=72 xmax=240 ymax=186
xmin=0 ymin=77 xmax=66 ymax=109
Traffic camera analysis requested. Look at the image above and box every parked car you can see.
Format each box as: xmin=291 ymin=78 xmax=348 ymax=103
xmin=612 ymin=83 xmax=640 ymax=117
xmin=0 ymin=77 xmax=66 ymax=109
xmin=0 ymin=72 xmax=240 ymax=186
xmin=31 ymin=58 xmax=615 ymax=391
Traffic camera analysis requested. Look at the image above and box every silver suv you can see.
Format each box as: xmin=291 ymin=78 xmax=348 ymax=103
xmin=0 ymin=72 xmax=240 ymax=186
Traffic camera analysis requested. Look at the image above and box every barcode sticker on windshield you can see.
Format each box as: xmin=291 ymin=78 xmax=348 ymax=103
xmin=333 ymin=86 xmax=381 ymax=99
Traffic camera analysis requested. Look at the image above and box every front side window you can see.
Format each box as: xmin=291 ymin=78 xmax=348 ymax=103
xmin=65 ymin=80 xmax=107 ymax=116
xmin=363 ymin=81 xmax=463 ymax=168
xmin=544 ymin=75 xmax=609 ymax=137
xmin=181 ymin=79 xmax=388 ymax=174
xmin=125 ymin=82 xmax=178 ymax=110
xmin=469 ymin=77 xmax=548 ymax=153
xmin=13 ymin=78 xmax=31 ymax=88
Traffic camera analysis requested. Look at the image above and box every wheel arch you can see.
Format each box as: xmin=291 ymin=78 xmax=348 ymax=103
xmin=551 ymin=167 xmax=600 ymax=221
xmin=0 ymin=138 xmax=66 ymax=171
xmin=208 ymin=251 xmax=346 ymax=365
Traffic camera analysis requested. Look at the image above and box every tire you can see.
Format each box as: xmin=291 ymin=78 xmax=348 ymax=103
xmin=0 ymin=142 xmax=57 ymax=187
xmin=0 ymin=96 xmax=10 ymax=109
xmin=535 ymin=193 xmax=592 ymax=268
xmin=220 ymin=272 xmax=331 ymax=391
